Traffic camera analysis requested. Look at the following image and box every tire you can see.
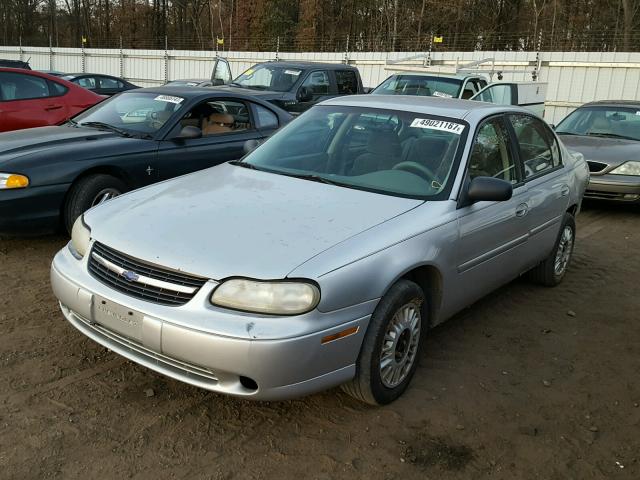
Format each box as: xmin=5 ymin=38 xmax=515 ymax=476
xmin=342 ymin=279 xmax=426 ymax=405
xmin=528 ymin=212 xmax=576 ymax=287
xmin=63 ymin=174 xmax=126 ymax=233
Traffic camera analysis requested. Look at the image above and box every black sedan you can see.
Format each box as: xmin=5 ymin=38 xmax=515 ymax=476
xmin=60 ymin=73 xmax=138 ymax=96
xmin=0 ymin=87 xmax=292 ymax=234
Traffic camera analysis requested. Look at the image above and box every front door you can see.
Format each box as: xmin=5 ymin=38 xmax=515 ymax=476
xmin=455 ymin=115 xmax=531 ymax=306
xmin=156 ymin=97 xmax=262 ymax=180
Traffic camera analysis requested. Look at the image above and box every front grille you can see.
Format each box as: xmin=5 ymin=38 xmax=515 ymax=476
xmin=587 ymin=161 xmax=608 ymax=173
xmin=585 ymin=189 xmax=625 ymax=200
xmin=88 ymin=242 xmax=207 ymax=306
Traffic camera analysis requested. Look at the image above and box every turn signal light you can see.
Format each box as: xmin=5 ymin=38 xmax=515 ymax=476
xmin=1 ymin=174 xmax=29 ymax=189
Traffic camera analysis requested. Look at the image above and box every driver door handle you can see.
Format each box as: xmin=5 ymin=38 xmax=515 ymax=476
xmin=515 ymin=203 xmax=529 ymax=217
xmin=45 ymin=104 xmax=63 ymax=111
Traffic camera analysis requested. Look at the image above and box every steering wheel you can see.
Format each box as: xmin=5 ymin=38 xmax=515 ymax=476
xmin=147 ymin=111 xmax=166 ymax=130
xmin=392 ymin=161 xmax=438 ymax=182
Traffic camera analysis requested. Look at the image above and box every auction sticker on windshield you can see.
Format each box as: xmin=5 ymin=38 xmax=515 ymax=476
xmin=410 ymin=118 xmax=465 ymax=134
xmin=433 ymin=91 xmax=453 ymax=98
xmin=154 ymin=95 xmax=184 ymax=104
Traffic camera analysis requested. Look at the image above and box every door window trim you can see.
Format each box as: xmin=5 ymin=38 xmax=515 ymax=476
xmin=456 ymin=113 xmax=524 ymax=206
xmin=505 ymin=112 xmax=564 ymax=183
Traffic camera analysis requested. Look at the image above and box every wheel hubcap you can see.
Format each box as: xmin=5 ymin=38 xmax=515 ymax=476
xmin=380 ymin=303 xmax=421 ymax=388
xmin=91 ymin=188 xmax=120 ymax=207
xmin=554 ymin=226 xmax=574 ymax=276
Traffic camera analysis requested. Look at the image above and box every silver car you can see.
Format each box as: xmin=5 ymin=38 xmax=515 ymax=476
xmin=51 ymin=96 xmax=589 ymax=405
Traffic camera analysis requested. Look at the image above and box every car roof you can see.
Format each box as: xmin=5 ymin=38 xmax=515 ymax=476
xmin=167 ymin=79 xmax=210 ymax=83
xmin=319 ymin=94 xmax=524 ymax=120
xmin=64 ymin=73 xmax=119 ymax=78
xmin=581 ymin=100 xmax=640 ymax=108
xmin=125 ymin=85 xmax=291 ymax=105
xmin=384 ymin=72 xmax=474 ymax=81
xmin=254 ymin=61 xmax=357 ymax=70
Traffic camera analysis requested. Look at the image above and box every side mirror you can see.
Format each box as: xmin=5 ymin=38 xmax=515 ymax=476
xmin=243 ymin=139 xmax=261 ymax=154
xmin=549 ymin=123 xmax=556 ymax=130
xmin=297 ymin=86 xmax=313 ymax=103
xmin=176 ymin=126 xmax=202 ymax=139
xmin=467 ymin=177 xmax=513 ymax=203
xmin=362 ymin=87 xmax=373 ymax=94
xmin=211 ymin=78 xmax=224 ymax=86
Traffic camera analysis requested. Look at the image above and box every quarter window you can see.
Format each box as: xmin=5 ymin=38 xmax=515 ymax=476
xmin=302 ymin=71 xmax=330 ymax=96
xmin=509 ymin=114 xmax=561 ymax=178
xmin=468 ymin=118 xmax=519 ymax=184
xmin=255 ymin=105 xmax=278 ymax=129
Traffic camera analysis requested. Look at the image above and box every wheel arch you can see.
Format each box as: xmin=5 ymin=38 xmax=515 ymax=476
xmin=396 ymin=263 xmax=444 ymax=327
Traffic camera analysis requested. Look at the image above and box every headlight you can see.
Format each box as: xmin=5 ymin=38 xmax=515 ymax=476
xmin=211 ymin=278 xmax=320 ymax=315
xmin=69 ymin=215 xmax=91 ymax=259
xmin=610 ymin=161 xmax=640 ymax=176
xmin=0 ymin=173 xmax=29 ymax=189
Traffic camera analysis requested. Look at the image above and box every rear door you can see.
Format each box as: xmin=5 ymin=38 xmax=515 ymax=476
xmin=155 ymin=97 xmax=262 ymax=179
xmin=0 ymin=71 xmax=70 ymax=131
xmin=506 ymin=113 xmax=569 ymax=265
xmin=455 ymin=115 xmax=531 ymax=304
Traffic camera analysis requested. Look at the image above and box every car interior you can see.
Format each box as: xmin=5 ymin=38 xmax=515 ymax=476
xmin=179 ymin=100 xmax=251 ymax=136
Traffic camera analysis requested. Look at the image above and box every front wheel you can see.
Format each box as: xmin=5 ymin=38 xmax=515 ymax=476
xmin=63 ymin=174 xmax=126 ymax=233
xmin=342 ymin=279 xmax=426 ymax=405
xmin=528 ymin=212 xmax=576 ymax=286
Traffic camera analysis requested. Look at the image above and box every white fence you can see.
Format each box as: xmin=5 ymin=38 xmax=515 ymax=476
xmin=3 ymin=45 xmax=640 ymax=123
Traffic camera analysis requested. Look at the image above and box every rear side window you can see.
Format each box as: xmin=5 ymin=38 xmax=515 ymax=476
xmin=508 ymin=114 xmax=561 ymax=179
xmin=99 ymin=77 xmax=124 ymax=89
xmin=0 ymin=72 xmax=50 ymax=101
xmin=335 ymin=70 xmax=358 ymax=94
xmin=255 ymin=105 xmax=279 ymax=129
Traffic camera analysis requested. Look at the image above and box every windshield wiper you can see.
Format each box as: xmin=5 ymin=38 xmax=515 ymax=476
xmin=228 ymin=160 xmax=264 ymax=171
xmin=80 ymin=121 xmax=133 ymax=137
xmin=587 ymin=132 xmax=638 ymax=141
xmin=279 ymin=172 xmax=347 ymax=186
xmin=229 ymin=82 xmax=244 ymax=87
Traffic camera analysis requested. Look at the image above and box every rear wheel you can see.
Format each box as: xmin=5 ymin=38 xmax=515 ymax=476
xmin=342 ymin=279 xmax=425 ymax=405
xmin=64 ymin=174 xmax=126 ymax=233
xmin=528 ymin=212 xmax=576 ymax=286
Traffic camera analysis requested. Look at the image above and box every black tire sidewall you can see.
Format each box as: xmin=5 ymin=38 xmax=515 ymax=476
xmin=64 ymin=174 xmax=126 ymax=233
xmin=360 ymin=280 xmax=426 ymax=405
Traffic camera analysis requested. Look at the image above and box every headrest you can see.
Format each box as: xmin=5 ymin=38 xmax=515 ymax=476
xmin=366 ymin=130 xmax=401 ymax=156
xmin=208 ymin=113 xmax=234 ymax=126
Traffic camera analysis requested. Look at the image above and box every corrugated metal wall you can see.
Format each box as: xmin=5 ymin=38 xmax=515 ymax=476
xmin=3 ymin=46 xmax=640 ymax=123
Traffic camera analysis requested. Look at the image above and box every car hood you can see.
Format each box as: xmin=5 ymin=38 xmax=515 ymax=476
xmin=558 ymin=134 xmax=640 ymax=169
xmin=86 ymin=163 xmax=422 ymax=280
xmin=0 ymin=126 xmax=115 ymax=162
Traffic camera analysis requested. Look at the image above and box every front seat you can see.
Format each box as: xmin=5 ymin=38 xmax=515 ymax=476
xmin=203 ymin=113 xmax=234 ymax=135
xmin=401 ymin=136 xmax=449 ymax=172
xmin=351 ymin=130 xmax=401 ymax=175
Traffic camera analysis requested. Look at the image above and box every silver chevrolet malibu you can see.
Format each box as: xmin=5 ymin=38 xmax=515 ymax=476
xmin=51 ymin=96 xmax=589 ymax=405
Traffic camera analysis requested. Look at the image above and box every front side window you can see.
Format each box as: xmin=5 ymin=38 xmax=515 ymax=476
xmin=234 ymin=64 xmax=302 ymax=92
xmin=371 ymin=75 xmax=463 ymax=98
xmin=468 ymin=118 xmax=519 ymax=184
xmin=556 ymin=106 xmax=640 ymax=142
xmin=0 ymin=72 xmax=50 ymax=101
xmin=335 ymin=70 xmax=358 ymax=94
xmin=74 ymin=77 xmax=97 ymax=89
xmin=179 ymin=99 xmax=252 ymax=136
xmin=241 ymin=106 xmax=467 ymax=199
xmin=213 ymin=60 xmax=232 ymax=84
xmin=73 ymin=92 xmax=185 ymax=135
xmin=301 ymin=71 xmax=330 ymax=95
xmin=509 ymin=114 xmax=560 ymax=178
xmin=474 ymin=84 xmax=513 ymax=105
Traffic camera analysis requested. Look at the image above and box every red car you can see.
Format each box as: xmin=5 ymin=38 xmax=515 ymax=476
xmin=0 ymin=68 xmax=102 ymax=132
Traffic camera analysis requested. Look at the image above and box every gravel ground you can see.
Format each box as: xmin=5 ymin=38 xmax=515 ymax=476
xmin=0 ymin=203 xmax=638 ymax=480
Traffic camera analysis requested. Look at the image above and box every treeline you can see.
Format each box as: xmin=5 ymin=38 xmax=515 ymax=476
xmin=1 ymin=0 xmax=639 ymax=52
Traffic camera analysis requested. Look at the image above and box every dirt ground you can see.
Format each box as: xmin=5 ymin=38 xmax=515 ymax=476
xmin=0 ymin=203 xmax=638 ymax=480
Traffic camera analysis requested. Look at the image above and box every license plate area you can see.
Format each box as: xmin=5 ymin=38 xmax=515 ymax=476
xmin=93 ymin=295 xmax=144 ymax=342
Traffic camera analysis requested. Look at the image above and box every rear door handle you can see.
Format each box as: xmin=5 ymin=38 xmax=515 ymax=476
xmin=560 ymin=184 xmax=570 ymax=197
xmin=45 ymin=105 xmax=63 ymax=111
xmin=515 ymin=203 xmax=529 ymax=217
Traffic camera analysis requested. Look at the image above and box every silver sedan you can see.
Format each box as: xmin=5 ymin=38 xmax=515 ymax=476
xmin=51 ymin=96 xmax=589 ymax=405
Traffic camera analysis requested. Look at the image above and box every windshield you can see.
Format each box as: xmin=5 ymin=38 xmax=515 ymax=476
xmin=72 ymin=92 xmax=184 ymax=135
xmin=242 ymin=106 xmax=467 ymax=199
xmin=556 ymin=106 xmax=640 ymax=141
xmin=233 ymin=64 xmax=303 ymax=92
xmin=371 ymin=75 xmax=463 ymax=98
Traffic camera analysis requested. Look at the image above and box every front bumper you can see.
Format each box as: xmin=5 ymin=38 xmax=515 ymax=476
xmin=585 ymin=174 xmax=640 ymax=203
xmin=51 ymin=246 xmax=373 ymax=400
xmin=0 ymin=183 xmax=70 ymax=234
